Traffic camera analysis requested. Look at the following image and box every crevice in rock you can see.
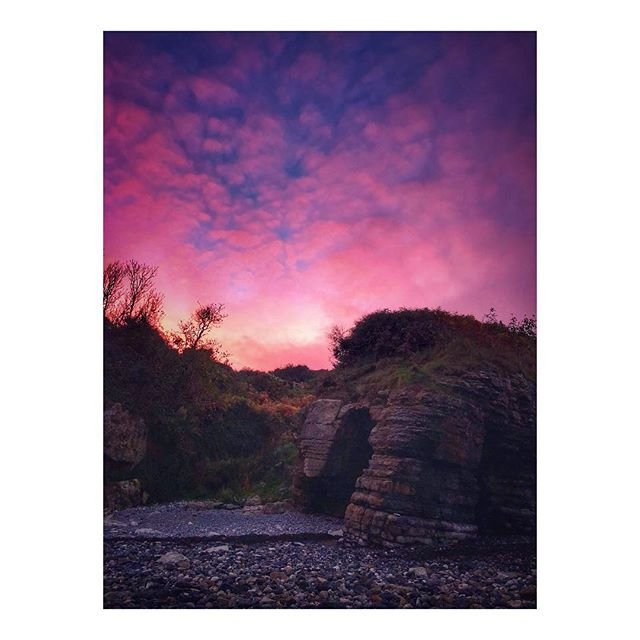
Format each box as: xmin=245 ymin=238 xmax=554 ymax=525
xmin=300 ymin=407 xmax=375 ymax=517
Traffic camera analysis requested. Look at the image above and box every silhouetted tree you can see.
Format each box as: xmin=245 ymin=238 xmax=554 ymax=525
xmin=509 ymin=313 xmax=537 ymax=338
xmin=328 ymin=324 xmax=346 ymax=366
xmin=103 ymin=260 xmax=164 ymax=326
xmin=483 ymin=307 xmax=536 ymax=339
xmin=172 ymin=302 xmax=228 ymax=360
xmin=270 ymin=364 xmax=316 ymax=383
xmin=103 ymin=261 xmax=125 ymax=316
xmin=120 ymin=260 xmax=164 ymax=324
xmin=483 ymin=307 xmax=498 ymax=324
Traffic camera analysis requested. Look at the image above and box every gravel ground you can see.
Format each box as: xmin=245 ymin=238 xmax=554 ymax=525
xmin=104 ymin=502 xmax=344 ymax=541
xmin=104 ymin=537 xmax=536 ymax=609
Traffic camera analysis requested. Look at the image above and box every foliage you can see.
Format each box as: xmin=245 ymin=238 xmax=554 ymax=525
xmin=329 ymin=308 xmax=453 ymax=366
xmin=484 ymin=307 xmax=537 ymax=338
xmin=321 ymin=307 xmax=536 ymax=402
xmin=103 ymin=261 xmax=308 ymax=503
xmin=236 ymin=368 xmax=292 ymax=399
xmin=104 ymin=315 xmax=307 ymax=501
xmin=329 ymin=307 xmax=537 ymax=369
xmin=170 ymin=302 xmax=229 ymax=362
xmin=270 ymin=364 xmax=327 ymax=384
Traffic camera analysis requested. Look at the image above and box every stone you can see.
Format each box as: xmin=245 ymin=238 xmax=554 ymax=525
xmin=244 ymin=495 xmax=262 ymax=507
xmin=242 ymin=505 xmax=263 ymax=513
xmin=269 ymin=571 xmax=287 ymax=580
xmin=134 ymin=527 xmax=162 ymax=536
xmin=157 ymin=551 xmax=190 ymax=569
xmin=104 ymin=403 xmax=148 ymax=512
xmin=262 ymin=501 xmax=292 ymax=514
xmin=104 ymin=403 xmax=147 ymax=472
xmin=205 ymin=545 xmax=230 ymax=553
xmin=520 ymin=586 xmax=536 ymax=600
xmin=191 ymin=500 xmax=223 ymax=509
xmin=408 ymin=566 xmax=429 ymax=577
xmin=104 ymin=479 xmax=145 ymax=512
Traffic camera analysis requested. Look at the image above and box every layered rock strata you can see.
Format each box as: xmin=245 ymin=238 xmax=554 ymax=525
xmin=295 ymin=370 xmax=535 ymax=546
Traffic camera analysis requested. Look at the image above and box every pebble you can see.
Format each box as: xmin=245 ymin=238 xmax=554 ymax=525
xmin=105 ymin=538 xmax=536 ymax=609
xmin=105 ymin=502 xmax=342 ymax=540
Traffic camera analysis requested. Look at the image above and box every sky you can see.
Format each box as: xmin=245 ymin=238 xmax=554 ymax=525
xmin=104 ymin=32 xmax=536 ymax=371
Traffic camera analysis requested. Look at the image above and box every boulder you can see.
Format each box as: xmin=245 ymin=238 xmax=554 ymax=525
xmin=262 ymin=500 xmax=293 ymax=514
xmin=104 ymin=403 xmax=147 ymax=476
xmin=104 ymin=479 xmax=146 ymax=512
xmin=157 ymin=551 xmax=190 ymax=569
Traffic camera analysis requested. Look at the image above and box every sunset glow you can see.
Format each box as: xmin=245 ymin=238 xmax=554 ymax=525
xmin=104 ymin=32 xmax=536 ymax=370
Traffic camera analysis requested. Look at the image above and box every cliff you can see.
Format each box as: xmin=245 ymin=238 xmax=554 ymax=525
xmin=294 ymin=309 xmax=536 ymax=546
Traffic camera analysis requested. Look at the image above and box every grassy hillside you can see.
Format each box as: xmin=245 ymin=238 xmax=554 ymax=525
xmin=317 ymin=308 xmax=536 ymax=402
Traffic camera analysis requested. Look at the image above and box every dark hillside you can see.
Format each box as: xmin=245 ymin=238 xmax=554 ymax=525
xmin=104 ymin=318 xmax=311 ymax=505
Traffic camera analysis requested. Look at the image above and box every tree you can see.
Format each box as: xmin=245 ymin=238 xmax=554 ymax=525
xmin=103 ymin=261 xmax=125 ymax=316
xmin=103 ymin=259 xmax=164 ymax=326
xmin=270 ymin=364 xmax=315 ymax=383
xmin=483 ymin=307 xmax=536 ymax=339
xmin=327 ymin=324 xmax=346 ymax=366
xmin=511 ymin=314 xmax=537 ymax=338
xmin=172 ymin=302 xmax=228 ymax=359
xmin=483 ymin=307 xmax=499 ymax=324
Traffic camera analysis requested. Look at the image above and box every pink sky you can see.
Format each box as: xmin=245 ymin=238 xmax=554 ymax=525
xmin=104 ymin=32 xmax=536 ymax=370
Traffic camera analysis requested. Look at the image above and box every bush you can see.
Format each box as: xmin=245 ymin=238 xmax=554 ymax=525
xmin=329 ymin=307 xmax=536 ymax=369
xmin=270 ymin=364 xmax=316 ymax=383
xmin=105 ymin=318 xmax=303 ymax=502
xmin=329 ymin=308 xmax=453 ymax=366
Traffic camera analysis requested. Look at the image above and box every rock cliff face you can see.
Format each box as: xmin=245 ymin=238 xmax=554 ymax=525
xmin=104 ymin=403 xmax=147 ymax=512
xmin=294 ymin=369 xmax=535 ymax=546
xmin=295 ymin=400 xmax=375 ymax=516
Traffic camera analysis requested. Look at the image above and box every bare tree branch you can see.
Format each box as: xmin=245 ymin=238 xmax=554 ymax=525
xmin=103 ymin=261 xmax=125 ymax=316
xmin=104 ymin=259 xmax=164 ymax=326
xmin=172 ymin=302 xmax=227 ymax=354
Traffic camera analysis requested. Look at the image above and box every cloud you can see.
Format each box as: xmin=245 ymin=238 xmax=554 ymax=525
xmin=104 ymin=32 xmax=536 ymax=370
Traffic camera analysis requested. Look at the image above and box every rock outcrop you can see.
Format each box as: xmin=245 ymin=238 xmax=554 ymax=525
xmin=294 ymin=369 xmax=535 ymax=546
xmin=104 ymin=403 xmax=147 ymax=512
xmin=104 ymin=478 xmax=146 ymax=512
xmin=294 ymin=400 xmax=375 ymax=516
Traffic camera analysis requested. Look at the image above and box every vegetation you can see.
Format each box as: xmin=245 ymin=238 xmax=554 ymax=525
xmin=324 ymin=307 xmax=536 ymax=401
xmin=270 ymin=364 xmax=327 ymax=384
xmin=103 ymin=259 xmax=164 ymax=327
xmin=103 ymin=261 xmax=312 ymax=503
xmin=170 ymin=302 xmax=229 ymax=362
xmin=104 ymin=261 xmax=535 ymax=505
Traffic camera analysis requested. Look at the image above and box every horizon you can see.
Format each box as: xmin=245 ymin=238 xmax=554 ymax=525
xmin=104 ymin=32 xmax=536 ymax=370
